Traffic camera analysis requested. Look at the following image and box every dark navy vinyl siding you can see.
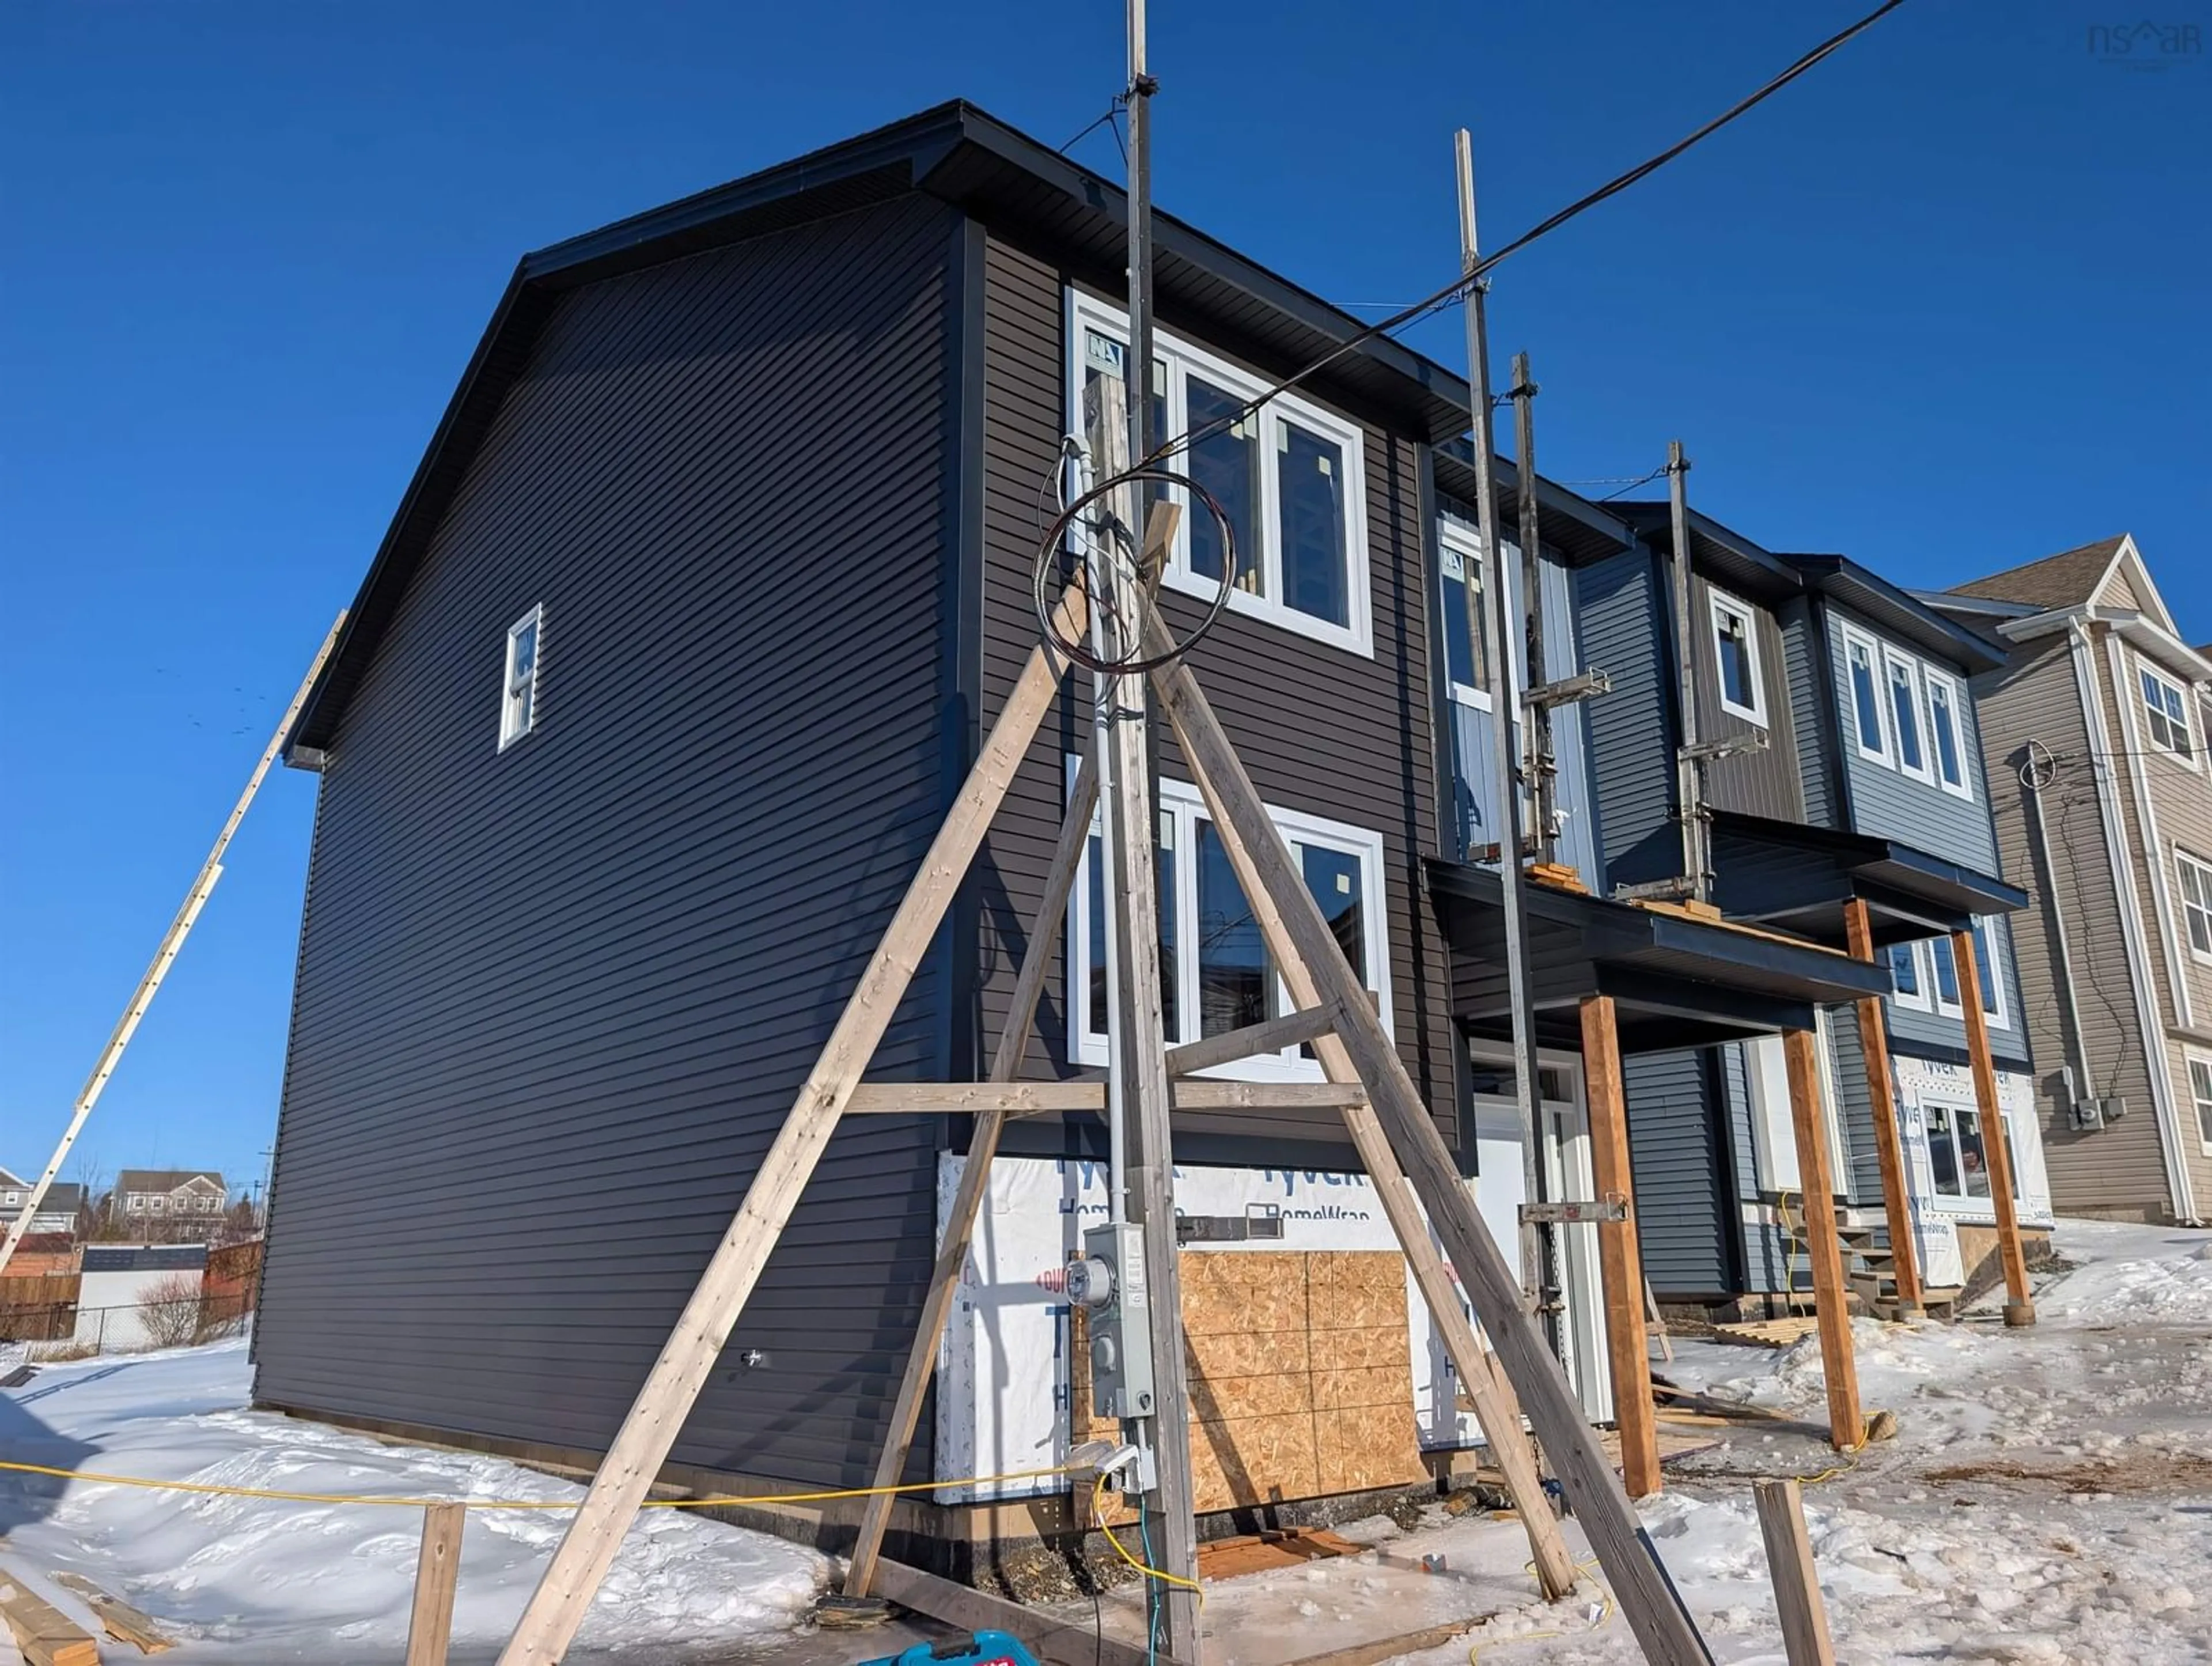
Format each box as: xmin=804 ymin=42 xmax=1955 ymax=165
xmin=1822 ymin=1009 xmax=1887 ymax=1207
xmin=1690 ymin=574 xmax=1804 ymax=823
xmin=255 ymin=195 xmax=963 ymax=1488
xmin=1575 ymin=549 xmax=1676 ymax=893
xmin=974 ymin=233 xmax=1454 ymax=1160
xmin=1780 ymin=599 xmax=1839 ymax=828
xmin=1623 ymin=1049 xmax=1735 ymax=1296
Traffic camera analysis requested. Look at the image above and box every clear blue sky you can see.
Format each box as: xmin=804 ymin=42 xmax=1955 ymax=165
xmin=3 ymin=1 xmax=2206 ymax=1191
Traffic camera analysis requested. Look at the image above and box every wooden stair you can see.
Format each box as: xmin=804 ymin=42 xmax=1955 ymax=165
xmin=1833 ymin=1216 xmax=1960 ymax=1316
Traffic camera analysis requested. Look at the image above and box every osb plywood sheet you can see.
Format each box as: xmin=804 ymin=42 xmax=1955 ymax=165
xmin=1067 ymin=1250 xmax=1422 ymax=1519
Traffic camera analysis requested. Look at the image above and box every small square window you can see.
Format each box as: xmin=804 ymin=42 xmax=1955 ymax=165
xmin=2177 ymin=850 xmax=2212 ymax=962
xmin=1709 ymin=590 xmax=1766 ymax=723
xmin=2140 ymin=662 xmax=2196 ymax=762
xmin=501 ymin=606 xmax=543 ymax=749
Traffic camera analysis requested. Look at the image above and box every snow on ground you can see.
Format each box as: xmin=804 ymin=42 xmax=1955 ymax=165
xmin=0 ymin=1338 xmax=827 ymax=1663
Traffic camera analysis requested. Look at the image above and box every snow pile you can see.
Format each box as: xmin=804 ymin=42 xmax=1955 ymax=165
xmin=0 ymin=1339 xmax=826 ymax=1660
xmin=2032 ymin=1217 xmax=2212 ymax=1326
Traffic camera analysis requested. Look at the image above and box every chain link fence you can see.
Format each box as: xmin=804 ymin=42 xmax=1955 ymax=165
xmin=1 ymin=1286 xmax=253 ymax=1361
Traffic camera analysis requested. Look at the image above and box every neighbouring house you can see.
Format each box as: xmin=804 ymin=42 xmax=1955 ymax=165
xmin=1926 ymin=536 xmax=2212 ymax=1225
xmin=252 ymin=101 xmax=2015 ymax=1574
xmin=73 ymin=1244 xmax=207 ymax=1352
xmin=107 ymin=1171 xmax=229 ymax=1241
xmin=0 ymin=1174 xmax=81 ymax=1238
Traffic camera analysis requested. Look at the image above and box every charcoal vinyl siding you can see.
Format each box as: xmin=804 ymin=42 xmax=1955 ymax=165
xmin=975 ymin=234 xmax=1453 ymax=1163
xmin=1576 ymin=549 xmax=1676 ymax=892
xmin=255 ymin=195 xmax=962 ymax=1489
xmin=1691 ymin=573 xmax=1804 ymax=823
xmin=1780 ymin=599 xmax=1839 ymax=828
xmin=1623 ymin=1049 xmax=1734 ymax=1296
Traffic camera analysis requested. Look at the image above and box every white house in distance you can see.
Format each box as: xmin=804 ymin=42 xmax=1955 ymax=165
xmin=108 ymin=1169 xmax=229 ymax=1241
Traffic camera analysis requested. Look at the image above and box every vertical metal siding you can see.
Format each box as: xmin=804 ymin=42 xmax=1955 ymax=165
xmin=974 ymin=234 xmax=1455 ymax=1159
xmin=255 ymin=196 xmax=963 ymax=1487
xmin=1575 ymin=550 xmax=1677 ymax=892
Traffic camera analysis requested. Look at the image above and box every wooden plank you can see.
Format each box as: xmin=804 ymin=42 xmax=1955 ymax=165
xmin=1151 ymin=629 xmax=1710 ymax=1662
xmin=1842 ymin=899 xmax=1923 ymax=1309
xmin=498 ymin=589 xmax=1089 ymax=1666
xmin=1713 ymin=1317 xmax=1821 ymax=1350
xmin=0 ymin=1573 xmax=101 ymax=1666
xmin=1162 ymin=1005 xmax=1346 ymax=1078
xmin=841 ymin=1080 xmax=1369 ymax=1115
xmin=47 ymin=1576 xmax=171 ymax=1656
xmin=1195 ymin=1528 xmax=1359 ymax=1581
xmin=868 ymin=1557 xmax=1169 ymax=1666
xmin=843 ymin=749 xmax=1101 ymax=1596
xmin=1281 ymin=1611 xmax=1501 ymax=1666
xmin=1579 ymin=995 xmax=1660 ymax=1498
xmin=1951 ymin=929 xmax=2035 ymax=1326
xmin=1752 ymin=1479 xmax=1837 ymax=1666
xmin=404 ymin=1503 xmax=465 ymax=1666
xmin=1781 ymin=1030 xmax=1862 ymax=1451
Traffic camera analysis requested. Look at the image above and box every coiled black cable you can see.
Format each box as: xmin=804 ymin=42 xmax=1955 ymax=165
xmin=1033 ymin=464 xmax=1238 ymax=675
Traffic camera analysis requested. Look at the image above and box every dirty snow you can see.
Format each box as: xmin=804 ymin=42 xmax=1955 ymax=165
xmin=0 ymin=1338 xmax=826 ymax=1662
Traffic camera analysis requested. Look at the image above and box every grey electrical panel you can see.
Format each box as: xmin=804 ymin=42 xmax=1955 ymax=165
xmin=1079 ymin=1222 xmax=1157 ymax=1419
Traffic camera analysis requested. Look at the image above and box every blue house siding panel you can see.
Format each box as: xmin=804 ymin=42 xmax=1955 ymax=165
xmin=1543 ymin=554 xmax=1601 ymax=883
xmin=1576 ymin=549 xmax=1676 ymax=892
xmin=1887 ymin=912 xmax=2033 ymax=1069
xmin=1624 ymin=1049 xmax=1732 ymax=1295
xmin=1781 ymin=598 xmax=1838 ymax=828
xmin=1824 ymin=1009 xmax=1887 ymax=1207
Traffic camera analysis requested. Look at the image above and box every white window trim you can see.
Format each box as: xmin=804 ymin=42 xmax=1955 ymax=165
xmin=2186 ymin=1048 xmax=2212 ymax=1156
xmin=1436 ymin=521 xmax=1528 ymax=711
xmin=1881 ymin=646 xmax=1936 ymax=785
xmin=1972 ymin=919 xmax=2010 ymax=1032
xmin=499 ymin=604 xmax=543 ymax=751
xmin=1841 ymin=624 xmax=1891 ymax=766
xmin=1066 ymin=291 xmax=1373 ymax=658
xmin=1916 ymin=1086 xmax=2022 ymax=1213
xmin=1706 ymin=587 xmax=1767 ymax=724
xmin=2175 ymin=847 xmax=2212 ymax=966
xmin=1888 ymin=940 xmax=1933 ymax=1012
xmin=1922 ymin=667 xmax=1975 ymax=801
xmin=1066 ymin=763 xmax=1392 ymax=1081
xmin=2138 ymin=654 xmax=2200 ymax=769
xmin=1930 ymin=935 xmax=1964 ymax=1021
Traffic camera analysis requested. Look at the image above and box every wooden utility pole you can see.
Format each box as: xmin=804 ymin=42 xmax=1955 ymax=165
xmin=1952 ymin=929 xmax=2035 ymax=1326
xmin=1781 ymin=1030 xmax=1862 ymax=1451
xmin=0 ymin=611 xmax=344 ymax=1279
xmin=1840 ymin=899 xmax=1922 ymax=1312
xmin=1454 ymin=130 xmax=1547 ymax=1324
xmin=1578 ymin=995 xmax=1660 ymax=1498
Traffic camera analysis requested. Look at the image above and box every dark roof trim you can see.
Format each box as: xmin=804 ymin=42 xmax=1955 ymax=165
xmin=1430 ymin=445 xmax=1636 ymax=567
xmin=1604 ymin=500 xmax=1805 ymax=600
xmin=1711 ymin=809 xmax=2028 ymax=928
xmin=1786 ymin=555 xmax=2005 ymax=674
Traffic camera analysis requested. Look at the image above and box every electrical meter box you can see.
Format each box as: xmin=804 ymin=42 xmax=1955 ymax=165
xmin=1081 ymin=1222 xmax=1157 ymax=1419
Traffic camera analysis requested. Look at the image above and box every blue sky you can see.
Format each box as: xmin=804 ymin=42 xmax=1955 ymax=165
xmin=3 ymin=1 xmax=2206 ymax=1189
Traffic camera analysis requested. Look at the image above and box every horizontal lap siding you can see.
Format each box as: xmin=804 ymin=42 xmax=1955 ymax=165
xmin=975 ymin=234 xmax=1452 ymax=1161
xmin=1622 ymin=1050 xmax=1732 ymax=1296
xmin=1576 ymin=550 xmax=1675 ymax=892
xmin=255 ymin=195 xmax=960 ymax=1487
xmin=1692 ymin=575 xmax=1803 ymax=823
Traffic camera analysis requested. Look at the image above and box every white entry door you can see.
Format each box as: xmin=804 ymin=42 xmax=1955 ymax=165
xmin=1465 ymin=1047 xmax=1613 ymax=1423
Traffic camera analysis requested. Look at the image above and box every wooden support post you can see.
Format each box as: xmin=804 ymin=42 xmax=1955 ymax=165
xmin=842 ymin=750 xmax=1102 ymax=1596
xmin=1188 ymin=763 xmax=1576 ymax=1600
xmin=1578 ymin=995 xmax=1660 ymax=1499
xmin=1842 ymin=899 xmax=1922 ymax=1311
xmin=1781 ymin=1030 xmax=1862 ymax=1451
xmin=1149 ymin=617 xmax=1710 ymax=1661
xmin=407 ymin=1504 xmax=466 ymax=1666
xmin=1951 ymin=929 xmax=2035 ymax=1326
xmin=498 ymin=591 xmax=1088 ymax=1666
xmin=1753 ymin=1479 xmax=1836 ymax=1666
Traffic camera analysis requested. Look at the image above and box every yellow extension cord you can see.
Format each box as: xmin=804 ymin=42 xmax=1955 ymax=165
xmin=1089 ymin=1478 xmax=1205 ymax=1603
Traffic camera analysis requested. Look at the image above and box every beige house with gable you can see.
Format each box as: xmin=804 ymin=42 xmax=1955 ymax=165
xmin=1929 ymin=536 xmax=2212 ymax=1224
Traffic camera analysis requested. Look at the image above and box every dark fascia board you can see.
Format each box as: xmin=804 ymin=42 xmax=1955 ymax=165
xmin=1786 ymin=555 xmax=2005 ymax=675
xmin=1430 ymin=443 xmax=1635 ymax=567
xmin=1711 ymin=808 xmax=2028 ymax=918
xmin=1604 ymin=499 xmax=1804 ymax=603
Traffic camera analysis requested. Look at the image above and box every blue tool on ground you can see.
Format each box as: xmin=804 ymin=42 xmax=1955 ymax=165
xmin=858 ymin=1630 xmax=1043 ymax=1666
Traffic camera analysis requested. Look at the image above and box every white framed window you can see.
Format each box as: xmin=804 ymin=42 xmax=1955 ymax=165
xmin=1923 ymin=668 xmax=1973 ymax=800
xmin=1970 ymin=918 xmax=2008 ymax=1030
xmin=1923 ymin=1097 xmax=2021 ymax=1204
xmin=1707 ymin=589 xmax=1767 ymax=724
xmin=1842 ymin=627 xmax=1889 ymax=763
xmin=500 ymin=605 xmax=543 ymax=749
xmin=2139 ymin=660 xmax=2196 ymax=763
xmin=2187 ymin=1052 xmax=2212 ymax=1150
xmin=1068 ymin=768 xmax=1391 ymax=1081
xmin=1067 ymin=293 xmax=1371 ymax=657
xmin=1883 ymin=648 xmax=1933 ymax=783
xmin=1437 ymin=523 xmax=1498 ymax=709
xmin=2176 ymin=848 xmax=2212 ymax=962
xmin=1887 ymin=941 xmax=1931 ymax=1011
xmin=1930 ymin=934 xmax=1963 ymax=1018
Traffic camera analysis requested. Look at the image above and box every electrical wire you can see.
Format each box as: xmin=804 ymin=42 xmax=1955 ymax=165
xmin=1137 ymin=0 xmax=1910 ymax=476
xmin=1033 ymin=461 xmax=1239 ymax=673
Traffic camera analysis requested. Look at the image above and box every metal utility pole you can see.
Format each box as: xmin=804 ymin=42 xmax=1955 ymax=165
xmin=1664 ymin=441 xmax=1710 ymax=903
xmin=1455 ymin=131 xmax=1546 ymax=1320
xmin=0 ymin=613 xmax=344 ymax=1278
xmin=1509 ymin=354 xmax=1554 ymax=866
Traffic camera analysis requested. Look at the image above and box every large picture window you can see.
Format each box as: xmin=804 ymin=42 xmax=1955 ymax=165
xmin=1925 ymin=1101 xmax=2020 ymax=1203
xmin=1070 ymin=771 xmax=1390 ymax=1079
xmin=1069 ymin=294 xmax=1370 ymax=655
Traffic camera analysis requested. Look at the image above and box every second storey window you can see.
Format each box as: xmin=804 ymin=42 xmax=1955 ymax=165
xmin=2188 ymin=1054 xmax=2212 ymax=1148
xmin=501 ymin=605 xmax=543 ymax=749
xmin=1070 ymin=771 xmax=1390 ymax=1080
xmin=1069 ymin=294 xmax=1370 ymax=656
xmin=1709 ymin=590 xmax=1765 ymax=722
xmin=1846 ymin=633 xmax=1887 ymax=761
xmin=1884 ymin=649 xmax=1930 ymax=781
xmin=2177 ymin=848 xmax=2212 ymax=960
xmin=1925 ymin=670 xmax=1971 ymax=798
xmin=2139 ymin=661 xmax=2196 ymax=761
xmin=1888 ymin=942 xmax=1927 ymax=1009
xmin=1437 ymin=525 xmax=1495 ymax=706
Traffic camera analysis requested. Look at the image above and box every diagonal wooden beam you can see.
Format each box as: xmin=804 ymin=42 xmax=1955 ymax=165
xmin=1148 ymin=619 xmax=1712 ymax=1660
xmin=1842 ymin=899 xmax=1923 ymax=1312
xmin=498 ymin=592 xmax=1090 ymax=1666
xmin=841 ymin=748 xmax=1101 ymax=1596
